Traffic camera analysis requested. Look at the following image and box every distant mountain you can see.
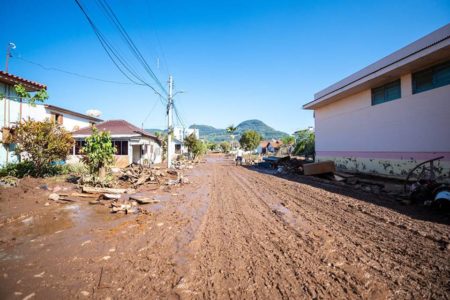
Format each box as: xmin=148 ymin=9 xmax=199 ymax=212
xmin=145 ymin=128 xmax=166 ymax=135
xmin=190 ymin=119 xmax=288 ymax=142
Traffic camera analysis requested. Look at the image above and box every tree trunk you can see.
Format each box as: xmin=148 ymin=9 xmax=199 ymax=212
xmin=99 ymin=166 xmax=106 ymax=181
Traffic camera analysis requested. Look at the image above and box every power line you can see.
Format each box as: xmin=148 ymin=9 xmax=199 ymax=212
xmin=12 ymin=56 xmax=135 ymax=85
xmin=173 ymin=103 xmax=186 ymax=128
xmin=142 ymin=0 xmax=170 ymax=76
xmin=74 ymin=0 xmax=166 ymax=98
xmin=95 ymin=0 xmax=168 ymax=95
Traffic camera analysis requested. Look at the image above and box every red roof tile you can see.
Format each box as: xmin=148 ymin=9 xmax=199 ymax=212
xmin=0 ymin=71 xmax=46 ymax=91
xmin=73 ymin=120 xmax=159 ymax=141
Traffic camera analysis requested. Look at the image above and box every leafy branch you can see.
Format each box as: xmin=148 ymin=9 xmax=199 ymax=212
xmin=14 ymin=84 xmax=48 ymax=106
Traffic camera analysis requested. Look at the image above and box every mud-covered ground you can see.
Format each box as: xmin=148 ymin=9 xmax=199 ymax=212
xmin=1 ymin=155 xmax=449 ymax=299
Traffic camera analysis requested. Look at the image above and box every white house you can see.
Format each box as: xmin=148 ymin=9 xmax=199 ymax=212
xmin=0 ymin=71 xmax=102 ymax=166
xmin=303 ymin=24 xmax=450 ymax=178
xmin=171 ymin=126 xmax=200 ymax=156
xmin=71 ymin=120 xmax=162 ymax=168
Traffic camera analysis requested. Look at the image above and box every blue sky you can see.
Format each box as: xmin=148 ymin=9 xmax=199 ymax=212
xmin=1 ymin=0 xmax=449 ymax=133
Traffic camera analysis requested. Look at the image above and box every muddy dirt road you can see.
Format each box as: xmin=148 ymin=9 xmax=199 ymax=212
xmin=1 ymin=156 xmax=449 ymax=299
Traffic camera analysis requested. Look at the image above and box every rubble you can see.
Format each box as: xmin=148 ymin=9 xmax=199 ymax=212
xmin=129 ymin=195 xmax=160 ymax=205
xmin=118 ymin=164 xmax=163 ymax=188
xmin=0 ymin=176 xmax=19 ymax=187
xmin=48 ymin=193 xmax=60 ymax=201
xmin=82 ymin=186 xmax=135 ymax=194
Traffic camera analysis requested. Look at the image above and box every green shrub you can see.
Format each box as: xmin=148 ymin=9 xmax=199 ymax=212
xmin=0 ymin=161 xmax=68 ymax=178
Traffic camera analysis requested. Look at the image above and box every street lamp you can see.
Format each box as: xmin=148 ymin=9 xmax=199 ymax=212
xmin=5 ymin=42 xmax=16 ymax=72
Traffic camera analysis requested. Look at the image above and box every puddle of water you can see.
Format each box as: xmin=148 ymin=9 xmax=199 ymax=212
xmin=10 ymin=210 xmax=75 ymax=239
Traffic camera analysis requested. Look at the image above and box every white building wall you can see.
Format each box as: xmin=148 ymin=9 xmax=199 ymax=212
xmin=315 ymin=76 xmax=450 ymax=178
xmin=1 ymin=90 xmax=97 ymax=166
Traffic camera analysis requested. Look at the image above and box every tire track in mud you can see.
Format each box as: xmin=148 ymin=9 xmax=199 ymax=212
xmin=230 ymin=164 xmax=450 ymax=299
xmin=184 ymin=162 xmax=369 ymax=299
xmin=227 ymin=166 xmax=382 ymax=299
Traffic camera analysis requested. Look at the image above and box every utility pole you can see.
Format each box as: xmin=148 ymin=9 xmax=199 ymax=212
xmin=167 ymin=75 xmax=173 ymax=169
xmin=5 ymin=43 xmax=16 ymax=73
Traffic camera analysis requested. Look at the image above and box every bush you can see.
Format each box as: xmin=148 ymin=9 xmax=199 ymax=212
xmin=293 ymin=130 xmax=315 ymax=158
xmin=0 ymin=161 xmax=69 ymax=178
xmin=10 ymin=119 xmax=74 ymax=177
xmin=220 ymin=141 xmax=231 ymax=153
xmin=184 ymin=133 xmax=207 ymax=159
xmin=82 ymin=126 xmax=115 ymax=180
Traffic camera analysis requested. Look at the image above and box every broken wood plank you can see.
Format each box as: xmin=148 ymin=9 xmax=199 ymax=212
xmin=71 ymin=192 xmax=100 ymax=198
xmin=82 ymin=186 xmax=135 ymax=194
xmin=129 ymin=195 xmax=160 ymax=205
xmin=103 ymin=193 xmax=121 ymax=200
xmin=57 ymin=197 xmax=78 ymax=202
xmin=303 ymin=161 xmax=336 ymax=176
xmin=334 ymin=171 xmax=354 ymax=178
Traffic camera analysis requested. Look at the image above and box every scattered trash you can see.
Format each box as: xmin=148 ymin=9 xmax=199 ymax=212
xmin=119 ymin=164 xmax=163 ymax=188
xmin=23 ymin=292 xmax=36 ymax=300
xmin=0 ymin=176 xmax=19 ymax=187
xmin=48 ymin=193 xmax=60 ymax=201
xmin=52 ymin=186 xmax=62 ymax=193
xmin=33 ymin=271 xmax=45 ymax=278
xmin=80 ymin=291 xmax=90 ymax=297
xmin=81 ymin=240 xmax=91 ymax=246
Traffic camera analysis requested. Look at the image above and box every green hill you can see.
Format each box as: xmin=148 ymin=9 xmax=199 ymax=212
xmin=190 ymin=119 xmax=288 ymax=142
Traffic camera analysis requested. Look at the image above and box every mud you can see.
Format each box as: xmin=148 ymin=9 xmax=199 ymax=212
xmin=0 ymin=156 xmax=449 ymax=299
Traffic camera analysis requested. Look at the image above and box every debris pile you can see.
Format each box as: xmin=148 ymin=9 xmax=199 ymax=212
xmin=117 ymin=164 xmax=192 ymax=188
xmin=277 ymin=156 xmax=305 ymax=174
xmin=118 ymin=165 xmax=165 ymax=188
xmin=0 ymin=176 xmax=19 ymax=187
xmin=45 ymin=164 xmax=193 ymax=214
xmin=173 ymin=160 xmax=195 ymax=170
xmin=80 ymin=186 xmax=159 ymax=214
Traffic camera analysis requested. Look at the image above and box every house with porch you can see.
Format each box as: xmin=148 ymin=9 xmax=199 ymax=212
xmin=71 ymin=120 xmax=162 ymax=168
xmin=0 ymin=71 xmax=102 ymax=166
xmin=303 ymin=24 xmax=450 ymax=178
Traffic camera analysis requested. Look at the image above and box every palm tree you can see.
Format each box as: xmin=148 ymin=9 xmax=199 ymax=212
xmin=226 ymin=125 xmax=238 ymax=150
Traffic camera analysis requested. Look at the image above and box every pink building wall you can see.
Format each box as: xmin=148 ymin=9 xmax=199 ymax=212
xmin=314 ymin=75 xmax=450 ymax=178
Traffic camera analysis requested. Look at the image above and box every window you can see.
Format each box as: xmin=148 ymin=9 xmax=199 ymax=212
xmin=113 ymin=141 xmax=122 ymax=155
xmin=412 ymin=61 xmax=450 ymax=94
xmin=112 ymin=140 xmax=128 ymax=155
xmin=121 ymin=141 xmax=128 ymax=155
xmin=51 ymin=113 xmax=63 ymax=125
xmin=371 ymin=79 xmax=401 ymax=106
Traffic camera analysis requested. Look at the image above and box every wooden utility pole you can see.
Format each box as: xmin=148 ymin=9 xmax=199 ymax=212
xmin=167 ymin=75 xmax=173 ymax=169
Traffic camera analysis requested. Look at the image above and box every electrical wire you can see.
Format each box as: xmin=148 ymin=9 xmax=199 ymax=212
xmin=95 ymin=0 xmax=168 ymax=95
xmin=12 ymin=56 xmax=135 ymax=85
xmin=173 ymin=103 xmax=186 ymax=128
xmin=142 ymin=95 xmax=161 ymax=125
xmin=74 ymin=0 xmax=166 ymax=98
xmin=142 ymin=0 xmax=170 ymax=76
